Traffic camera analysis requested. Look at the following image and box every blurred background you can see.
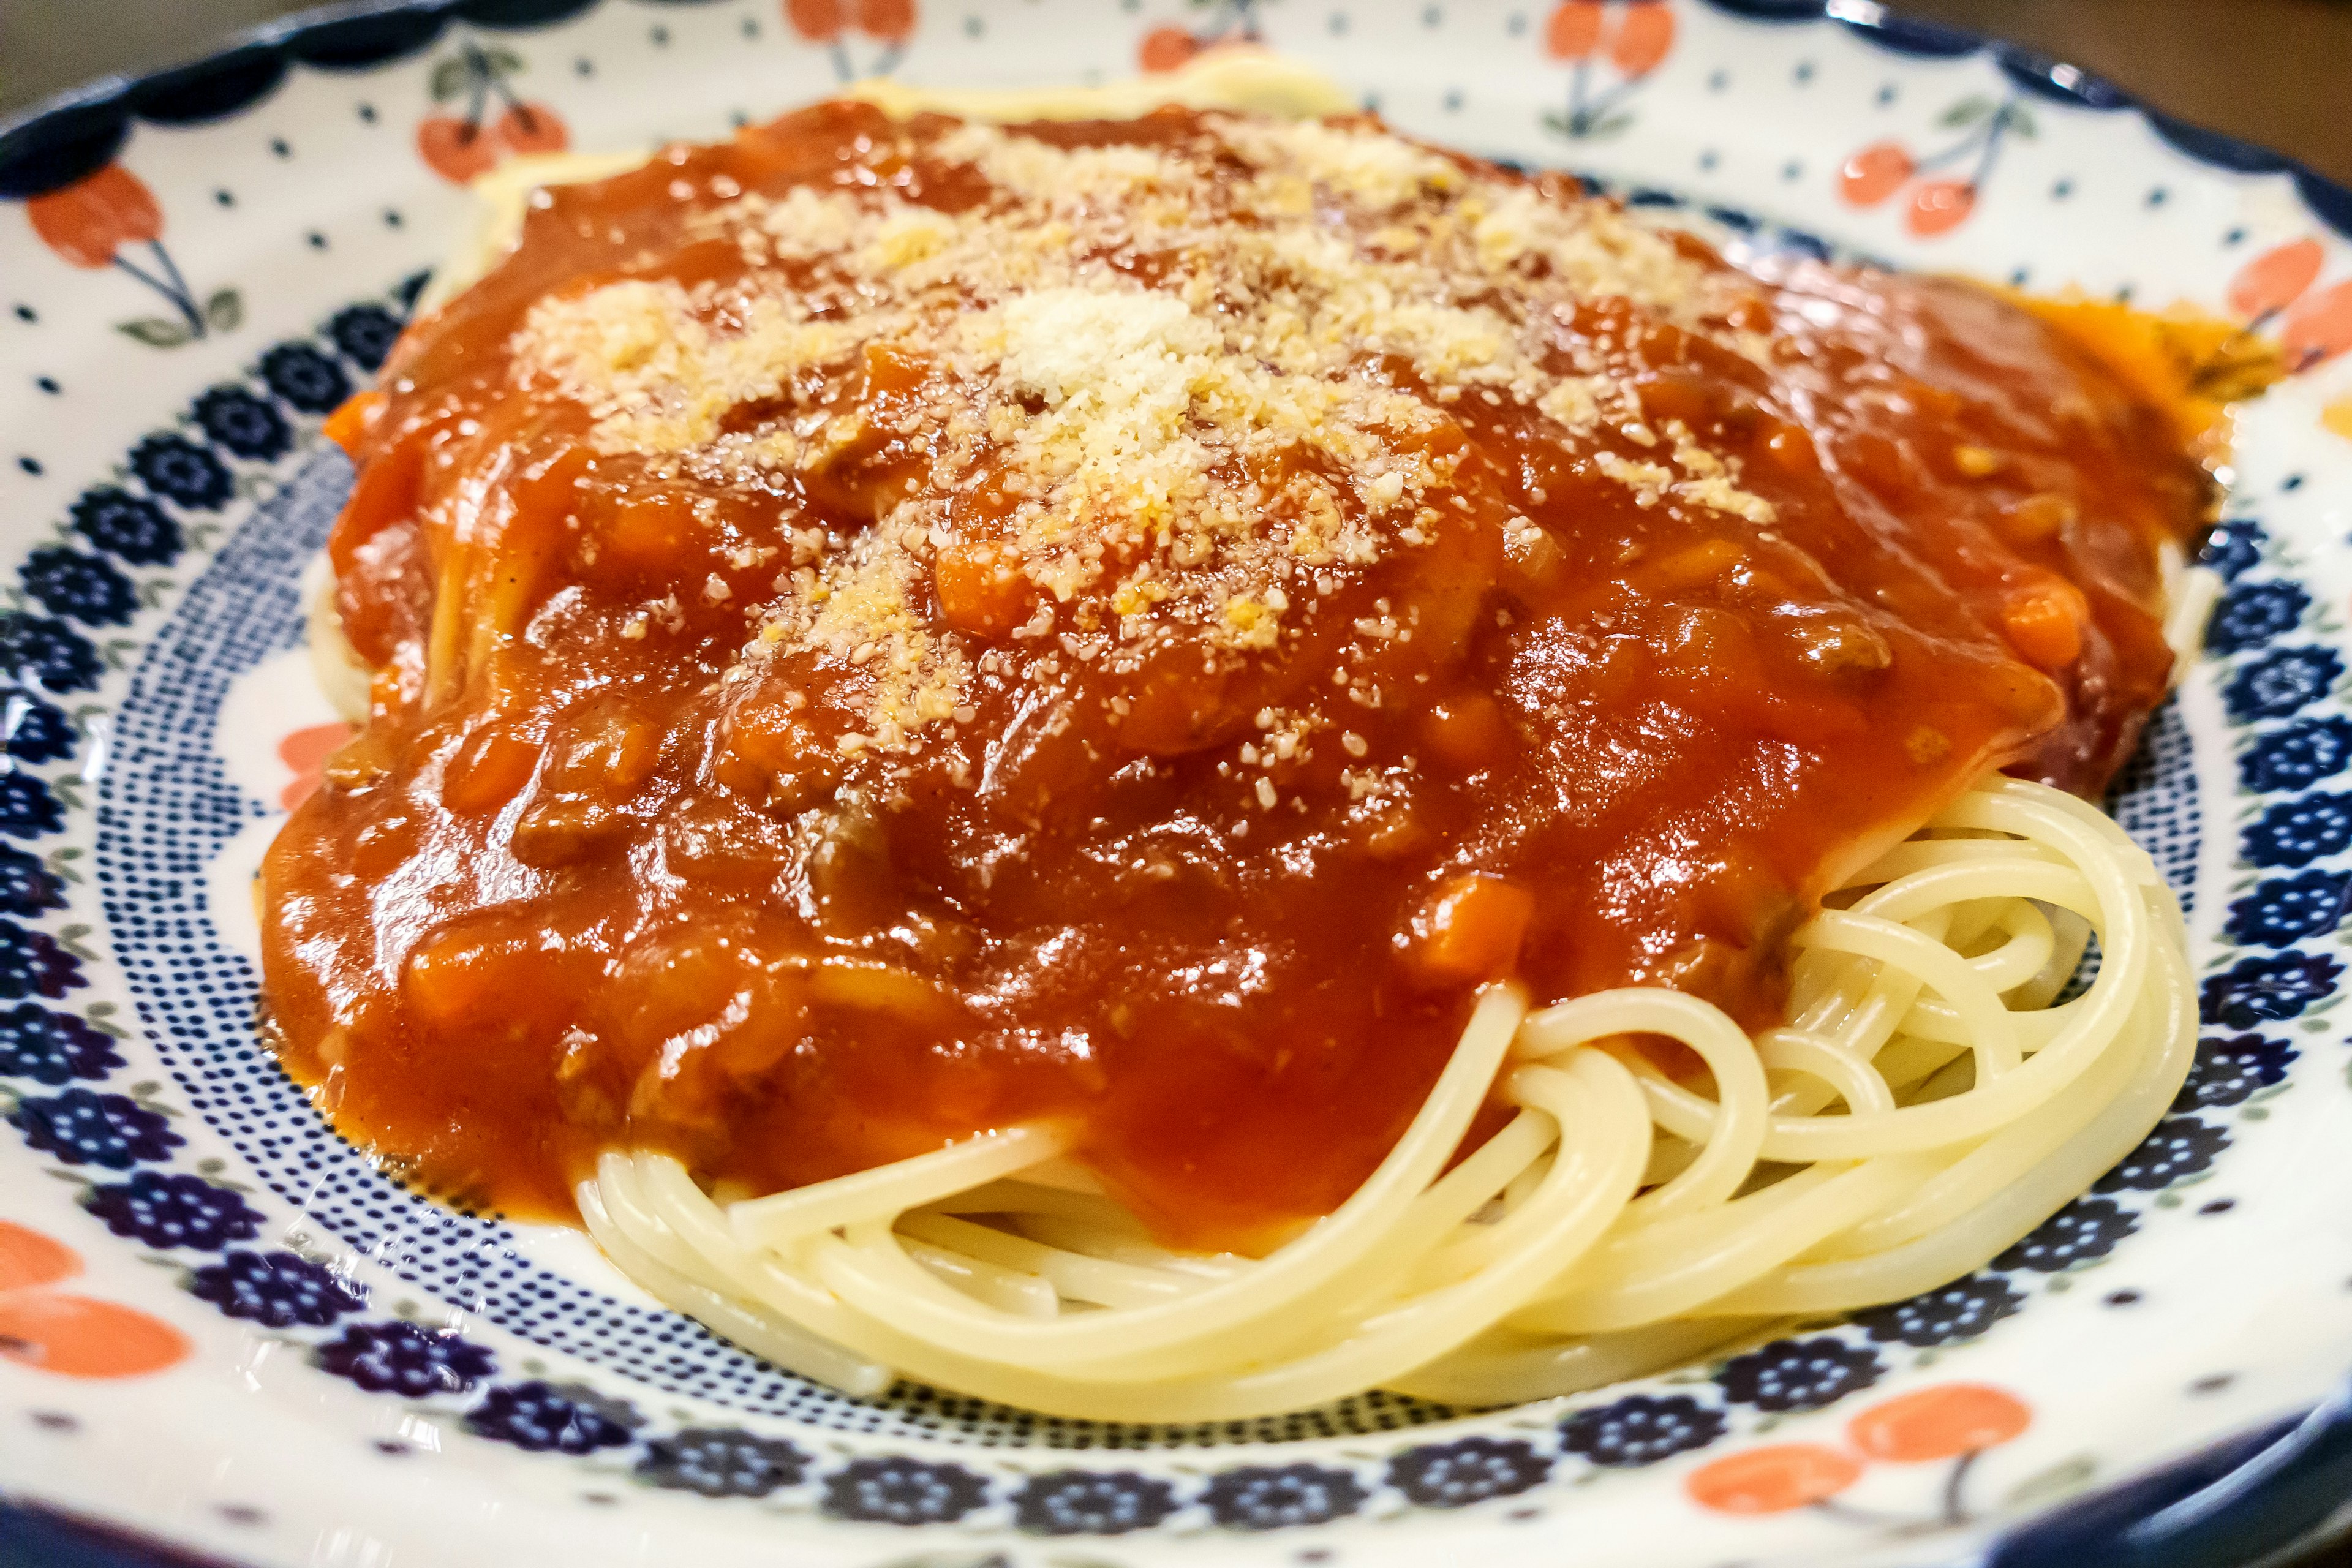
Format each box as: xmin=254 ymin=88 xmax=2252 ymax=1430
xmin=0 ymin=0 xmax=2347 ymax=183
xmin=0 ymin=2 xmax=2347 ymax=1566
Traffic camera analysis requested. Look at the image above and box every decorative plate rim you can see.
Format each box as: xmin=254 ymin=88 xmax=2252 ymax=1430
xmin=1 ymin=4 xmax=2350 ymax=1567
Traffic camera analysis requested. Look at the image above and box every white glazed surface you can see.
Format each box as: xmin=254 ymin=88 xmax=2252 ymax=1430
xmin=2 ymin=4 xmax=2350 ymax=1566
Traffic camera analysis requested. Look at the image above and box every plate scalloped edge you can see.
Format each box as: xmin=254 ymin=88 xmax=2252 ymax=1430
xmin=0 ymin=4 xmax=2350 ymax=1568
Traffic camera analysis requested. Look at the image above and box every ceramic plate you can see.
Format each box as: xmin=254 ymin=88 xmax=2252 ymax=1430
xmin=3 ymin=2 xmax=2351 ymax=1565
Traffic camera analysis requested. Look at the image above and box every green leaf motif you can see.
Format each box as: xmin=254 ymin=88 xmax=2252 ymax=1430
xmin=1999 ymin=102 xmax=2040 ymax=140
xmin=429 ymin=57 xmax=470 ymax=102
xmin=2003 ymin=1453 xmax=2096 ymax=1512
xmin=483 ymin=46 xmax=525 ymax=77
xmin=1938 ymin=94 xmax=1996 ymax=128
xmin=116 ymin=316 xmax=193 ymax=349
xmin=205 ymin=287 xmax=243 ymax=333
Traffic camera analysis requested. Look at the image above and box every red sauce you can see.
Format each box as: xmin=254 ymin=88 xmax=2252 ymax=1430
xmin=260 ymin=104 xmax=2206 ymax=1250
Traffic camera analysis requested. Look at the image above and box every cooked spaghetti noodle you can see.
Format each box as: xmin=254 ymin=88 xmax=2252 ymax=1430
xmin=266 ymin=59 xmax=2217 ymax=1420
xmin=579 ymin=772 xmax=2193 ymax=1419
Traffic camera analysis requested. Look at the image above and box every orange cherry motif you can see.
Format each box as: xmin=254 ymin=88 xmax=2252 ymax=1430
xmin=0 ymin=1292 xmax=190 ymax=1380
xmin=417 ymin=116 xmax=502 ymax=183
xmin=1139 ymin=24 xmax=1201 ymax=73
xmin=26 ymin=164 xmax=164 ymax=270
xmin=495 ymin=102 xmax=570 ymax=158
xmin=1608 ymin=2 xmax=1676 ymax=79
xmin=856 ymin=0 xmax=918 ymax=46
xmin=1839 ymin=143 xmax=1915 ymax=208
xmin=1544 ymin=1 xmax=1606 ymax=61
xmin=2229 ymin=238 xmax=2326 ymax=320
xmin=1849 ymin=1382 xmax=2032 ymax=1463
xmin=1906 ymin=178 xmax=1977 ymax=238
xmin=1686 ymin=1442 xmax=1864 ymax=1515
xmin=786 ymin=0 xmax=846 ymax=42
xmin=0 ymin=1222 xmax=79 ymax=1294
xmin=2282 ymin=279 xmax=2352 ymax=371
xmin=0 ymin=1222 xmax=188 ymax=1381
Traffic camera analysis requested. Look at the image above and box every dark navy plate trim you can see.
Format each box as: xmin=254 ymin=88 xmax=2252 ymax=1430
xmin=0 ymin=0 xmax=681 ymax=198
xmin=0 ymin=3 xmax=2350 ymax=1566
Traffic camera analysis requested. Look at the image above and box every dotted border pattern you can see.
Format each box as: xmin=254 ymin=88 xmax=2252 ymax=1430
xmin=0 ymin=15 xmax=2335 ymax=1548
xmin=0 ymin=287 xmax=2313 ymax=1542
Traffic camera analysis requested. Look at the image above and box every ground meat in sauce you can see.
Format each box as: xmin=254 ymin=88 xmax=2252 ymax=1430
xmin=260 ymin=102 xmax=2205 ymax=1250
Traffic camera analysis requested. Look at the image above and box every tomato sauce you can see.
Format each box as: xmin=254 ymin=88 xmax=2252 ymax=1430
xmin=260 ymin=103 xmax=2206 ymax=1250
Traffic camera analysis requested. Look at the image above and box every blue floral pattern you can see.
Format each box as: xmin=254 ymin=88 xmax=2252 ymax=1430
xmin=9 ymin=1087 xmax=175 ymax=1167
xmin=466 ymin=1382 xmax=638 ymax=1455
xmin=326 ymin=305 xmax=402 ymax=372
xmin=2241 ymin=716 xmax=2352 ymax=794
xmin=0 ymin=1003 xmax=119 ymax=1083
xmin=2242 ymin=793 xmax=2352 ymax=868
xmin=2201 ymin=951 xmax=2343 ymax=1027
xmin=821 ymin=1456 xmax=990 ymax=1525
xmin=1011 ymin=1471 xmax=1178 ymax=1534
xmin=69 ymin=487 xmax=181 ymax=566
xmin=1852 ymin=1275 xmax=2023 ymax=1346
xmin=2223 ymin=647 xmax=2341 ymax=723
xmin=2198 ymin=518 xmax=2263 ymax=581
xmin=315 ymin=1320 xmax=494 ymax=1398
xmin=1385 ymin=1438 xmax=1551 ymax=1507
xmin=258 ymin=344 xmax=352 ymax=415
xmin=19 ymin=547 xmax=136 ymax=627
xmin=1559 ymin=1395 xmax=1727 ymax=1468
xmin=0 ymin=779 xmax=64 ymax=842
xmin=2174 ymin=1033 xmax=2297 ymax=1111
xmin=1716 ymin=1336 xmax=1883 ymax=1411
xmin=1201 ymin=1463 xmax=1366 ymax=1528
xmin=84 ymin=1170 xmax=261 ymax=1250
xmin=2227 ymin=870 xmax=2352 ymax=945
xmin=2095 ymin=1117 xmax=2231 ymax=1192
xmin=127 ymin=433 xmax=232 ymax=511
xmin=1 ymin=698 xmax=75 ymax=765
xmin=0 ymin=614 xmax=100 ymax=693
xmin=189 ymin=1250 xmax=366 ymax=1327
xmin=1992 ymin=1197 xmax=2138 ymax=1271
xmin=192 ymin=386 xmax=292 ymax=462
xmin=2207 ymin=581 xmax=2309 ymax=654
xmin=0 ymin=849 xmax=64 ymax=917
xmin=0 ymin=918 xmax=81 ymax=993
xmin=635 ymin=1428 xmax=809 ymax=1499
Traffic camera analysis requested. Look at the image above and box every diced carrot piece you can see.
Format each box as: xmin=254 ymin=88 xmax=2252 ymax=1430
xmin=598 ymin=495 xmax=699 ymax=577
xmin=320 ymin=391 xmax=386 ymax=458
xmin=1404 ymin=873 xmax=1535 ymax=987
xmin=442 ymin=727 xmax=540 ymax=815
xmin=1997 ymin=492 xmax=2076 ymax=544
xmin=326 ymin=437 xmax=423 ymax=583
xmin=2002 ymin=581 xmax=2087 ymax=670
xmin=513 ymin=446 xmax=590 ymax=524
xmin=934 ymin=542 xmax=1030 ymax=636
xmin=1759 ymin=420 xmax=1820 ymax=477
xmin=1421 ymin=693 xmax=1514 ymax=772
xmin=1650 ymin=538 xmax=1744 ymax=592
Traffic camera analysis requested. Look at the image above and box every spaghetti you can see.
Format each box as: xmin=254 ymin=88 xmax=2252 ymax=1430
xmin=266 ymin=57 xmax=2215 ymax=1420
xmin=580 ymin=772 xmax=2194 ymax=1420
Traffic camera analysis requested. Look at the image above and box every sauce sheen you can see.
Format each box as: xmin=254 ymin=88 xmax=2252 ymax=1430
xmin=260 ymin=103 xmax=2204 ymax=1248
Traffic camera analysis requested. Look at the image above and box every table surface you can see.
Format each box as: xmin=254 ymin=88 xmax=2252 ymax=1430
xmin=1 ymin=3 xmax=2348 ymax=1567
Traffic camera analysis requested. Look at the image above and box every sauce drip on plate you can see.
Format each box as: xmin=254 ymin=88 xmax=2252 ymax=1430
xmin=262 ymin=104 xmax=2203 ymax=1248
